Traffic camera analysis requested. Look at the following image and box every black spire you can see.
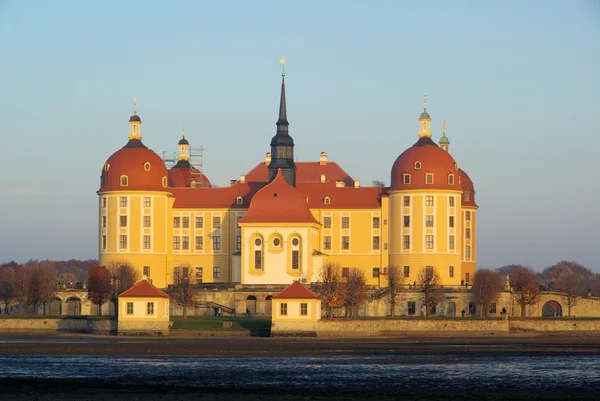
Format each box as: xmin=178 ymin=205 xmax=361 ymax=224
xmin=268 ymin=73 xmax=296 ymax=186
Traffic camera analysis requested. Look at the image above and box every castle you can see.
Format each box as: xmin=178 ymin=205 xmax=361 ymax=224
xmin=98 ymin=73 xmax=478 ymax=290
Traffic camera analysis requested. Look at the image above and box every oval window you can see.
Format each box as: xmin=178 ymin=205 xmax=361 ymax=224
xmin=254 ymin=238 xmax=262 ymax=247
xmin=144 ymin=162 xmax=151 ymax=171
xmin=414 ymin=161 xmax=422 ymax=170
xmin=273 ymin=238 xmax=280 ymax=246
xmin=292 ymin=238 xmax=299 ymax=246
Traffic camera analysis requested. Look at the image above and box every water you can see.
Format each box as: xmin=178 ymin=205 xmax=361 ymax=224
xmin=1 ymin=354 xmax=599 ymax=392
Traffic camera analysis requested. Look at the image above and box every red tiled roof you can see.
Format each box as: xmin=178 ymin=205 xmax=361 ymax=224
xmin=168 ymin=167 xmax=211 ymax=188
xmin=118 ymin=280 xmax=170 ymax=298
xmin=171 ymin=181 xmax=265 ymax=209
xmin=245 ymin=161 xmax=355 ymax=186
xmin=273 ymin=281 xmax=320 ymax=299
xmin=459 ymin=168 xmax=478 ymax=208
xmin=297 ymin=182 xmax=383 ymax=209
xmin=239 ymin=170 xmax=320 ymax=224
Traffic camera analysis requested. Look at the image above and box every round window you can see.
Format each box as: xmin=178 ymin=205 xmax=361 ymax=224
xmin=273 ymin=238 xmax=280 ymax=246
xmin=414 ymin=161 xmax=422 ymax=170
xmin=254 ymin=238 xmax=262 ymax=247
xmin=292 ymin=238 xmax=299 ymax=246
xmin=144 ymin=162 xmax=151 ymax=171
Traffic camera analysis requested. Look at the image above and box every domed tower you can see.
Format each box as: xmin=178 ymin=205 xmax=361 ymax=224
xmin=268 ymin=66 xmax=296 ymax=187
xmin=98 ymin=101 xmax=171 ymax=287
xmin=388 ymin=98 xmax=464 ymax=285
xmin=439 ymin=121 xmax=450 ymax=152
xmin=168 ymin=129 xmax=211 ymax=187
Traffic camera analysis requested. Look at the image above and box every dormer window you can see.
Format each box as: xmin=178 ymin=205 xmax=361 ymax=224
xmin=448 ymin=174 xmax=454 ymax=185
xmin=162 ymin=176 xmax=167 ymax=187
xmin=236 ymin=196 xmax=243 ymax=205
xmin=104 ymin=163 xmax=110 ymax=172
xmin=425 ymin=173 xmax=433 ymax=184
xmin=324 ymin=196 xmax=331 ymax=205
xmin=414 ymin=161 xmax=422 ymax=170
xmin=144 ymin=162 xmax=151 ymax=171
xmin=403 ymin=174 xmax=411 ymax=185
xmin=454 ymin=162 xmax=458 ymax=171
xmin=120 ymin=175 xmax=128 ymax=186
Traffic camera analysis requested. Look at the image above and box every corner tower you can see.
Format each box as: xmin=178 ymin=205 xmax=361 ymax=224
xmin=268 ymin=59 xmax=296 ymax=186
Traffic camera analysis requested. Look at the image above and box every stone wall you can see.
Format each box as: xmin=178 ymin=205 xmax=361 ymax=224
xmin=509 ymin=318 xmax=600 ymax=332
xmin=117 ymin=320 xmax=171 ymax=336
xmin=271 ymin=320 xmax=318 ymax=336
xmin=0 ymin=318 xmax=117 ymax=334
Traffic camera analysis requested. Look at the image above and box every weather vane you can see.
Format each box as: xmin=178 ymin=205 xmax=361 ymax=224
xmin=182 ymin=125 xmax=185 ymax=138
xmin=442 ymin=120 xmax=446 ymax=134
xmin=133 ymin=97 xmax=137 ymax=115
xmin=280 ymin=57 xmax=286 ymax=76
xmin=423 ymin=94 xmax=427 ymax=111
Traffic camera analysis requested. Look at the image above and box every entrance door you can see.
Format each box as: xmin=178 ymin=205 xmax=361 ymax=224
xmin=447 ymin=302 xmax=456 ymax=317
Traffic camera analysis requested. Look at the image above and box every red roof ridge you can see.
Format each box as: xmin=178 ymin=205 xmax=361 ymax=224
xmin=118 ymin=279 xmax=170 ymax=298
xmin=273 ymin=281 xmax=320 ymax=299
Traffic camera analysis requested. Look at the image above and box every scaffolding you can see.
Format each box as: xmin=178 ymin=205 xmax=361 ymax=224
xmin=162 ymin=145 xmax=209 ymax=188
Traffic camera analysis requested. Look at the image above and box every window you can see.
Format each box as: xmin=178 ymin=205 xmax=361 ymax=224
xmin=373 ymin=268 xmax=380 ymax=278
xmin=372 ymin=236 xmax=380 ymax=250
xmin=133 ymin=125 xmax=137 ymax=133
xmin=425 ymin=173 xmax=433 ymax=184
xmin=213 ymin=216 xmax=221 ymax=229
xmin=466 ymin=272 xmax=471 ymax=283
xmin=426 ymin=235 xmax=434 ymax=249
xmin=292 ymin=250 xmax=299 ymax=269
xmin=102 ymin=216 xmax=106 ymax=228
xmin=426 ymin=215 xmax=434 ymax=227
xmin=449 ymin=216 xmax=455 ymax=228
xmin=173 ymin=237 xmax=180 ymax=250
xmin=213 ymin=236 xmax=221 ymax=250
xmin=448 ymin=174 xmax=454 ymax=185
xmin=120 ymin=235 xmax=127 ymax=249
xmin=173 ymin=267 xmax=181 ymax=282
xmin=466 ymin=211 xmax=471 ymax=221
xmin=147 ymin=302 xmax=154 ymax=315
xmin=466 ymin=228 xmax=471 ymax=239
xmin=126 ymin=302 xmax=133 ymax=315
xmin=465 ymin=245 xmax=471 ymax=258
xmin=293 ymin=238 xmax=300 ymax=246
xmin=430 ymin=304 xmax=437 ymax=315
xmin=372 ymin=217 xmax=380 ymax=229
xmin=143 ymin=235 xmax=151 ymax=249
xmin=342 ymin=267 xmax=349 ymax=279
xmin=449 ymin=265 xmax=454 ymax=278
xmin=213 ymin=267 xmax=221 ymax=278
xmin=102 ymin=235 xmax=106 ymax=250
xmin=140 ymin=215 xmax=150 ymax=228
xmin=255 ymin=250 xmax=262 ymax=269
xmin=273 ymin=238 xmax=281 ymax=246
xmin=120 ymin=197 xmax=127 ymax=207
xmin=195 ymin=236 xmax=203 ymax=250
xmin=120 ymin=215 xmax=127 ymax=227
xmin=300 ymin=303 xmax=308 ymax=316
xmin=101 ymin=197 xmax=107 ymax=208
xmin=403 ymin=235 xmax=410 ymax=249
xmin=323 ymin=236 xmax=331 ymax=250
xmin=414 ymin=161 xmax=422 ymax=170
xmin=403 ymin=196 xmax=410 ymax=206
xmin=408 ymin=301 xmax=416 ymax=315
xmin=255 ymin=238 xmax=262 ymax=246
xmin=143 ymin=197 xmax=151 ymax=207
xmin=182 ymin=267 xmax=189 ymax=278
xmin=403 ymin=216 xmax=410 ymax=227
xmin=323 ymin=217 xmax=331 ymax=228
xmin=195 ymin=267 xmax=203 ymax=283
xmin=182 ymin=236 xmax=189 ymax=250
xmin=469 ymin=302 xmax=476 ymax=315
xmin=120 ymin=176 xmax=128 ymax=186
xmin=490 ymin=303 xmax=497 ymax=314
xmin=449 ymin=197 xmax=455 ymax=207
xmin=182 ymin=217 xmax=189 ymax=228
xmin=425 ymin=196 xmax=434 ymax=206
xmin=342 ymin=217 xmax=349 ymax=229
xmin=426 ymin=266 xmax=434 ymax=279
xmin=195 ymin=217 xmax=203 ymax=228
xmin=324 ymin=197 xmax=330 ymax=205
xmin=403 ymin=266 xmax=410 ymax=278
xmin=174 ymin=217 xmax=180 ymax=228
xmin=236 ymin=236 xmax=241 ymax=250
xmin=143 ymin=266 xmax=150 ymax=277
xmin=403 ymin=174 xmax=411 ymax=184
xmin=341 ymin=236 xmax=349 ymax=250
xmin=162 ymin=176 xmax=167 ymax=187
xmin=236 ymin=196 xmax=243 ymax=205
xmin=280 ymin=303 xmax=288 ymax=316
xmin=464 ymin=191 xmax=470 ymax=201
xmin=449 ymin=235 xmax=455 ymax=250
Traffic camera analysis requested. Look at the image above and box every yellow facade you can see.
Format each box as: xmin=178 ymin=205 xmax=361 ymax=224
xmin=117 ymin=296 xmax=170 ymax=323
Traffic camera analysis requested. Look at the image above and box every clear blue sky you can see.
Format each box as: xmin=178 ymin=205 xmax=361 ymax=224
xmin=1 ymin=0 xmax=599 ymax=271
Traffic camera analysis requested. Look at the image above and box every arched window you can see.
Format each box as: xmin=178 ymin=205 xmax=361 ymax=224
xmin=287 ymin=149 xmax=292 ymax=158
xmin=144 ymin=162 xmax=151 ymax=171
xmin=162 ymin=176 xmax=167 ymax=187
xmin=324 ymin=196 xmax=331 ymax=205
xmin=236 ymin=196 xmax=243 ymax=205
xmin=133 ymin=125 xmax=137 ymax=133
xmin=291 ymin=237 xmax=300 ymax=270
xmin=120 ymin=175 xmax=128 ymax=186
xmin=403 ymin=174 xmax=411 ymax=185
xmin=423 ymin=122 xmax=427 ymax=130
xmin=448 ymin=174 xmax=454 ymax=185
xmin=425 ymin=173 xmax=434 ymax=184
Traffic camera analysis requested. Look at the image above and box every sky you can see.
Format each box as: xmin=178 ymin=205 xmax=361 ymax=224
xmin=0 ymin=0 xmax=599 ymax=272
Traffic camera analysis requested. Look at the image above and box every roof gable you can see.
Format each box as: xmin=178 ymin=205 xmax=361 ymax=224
xmin=118 ymin=280 xmax=170 ymax=298
xmin=273 ymin=281 xmax=320 ymax=299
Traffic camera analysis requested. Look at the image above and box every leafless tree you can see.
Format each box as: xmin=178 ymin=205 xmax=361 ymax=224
xmin=417 ymin=266 xmax=444 ymax=318
xmin=88 ymin=266 xmax=112 ymax=316
xmin=169 ymin=265 xmax=199 ymax=318
xmin=555 ymin=269 xmax=581 ymax=317
xmin=0 ymin=267 xmax=16 ymax=314
xmin=317 ymin=262 xmax=345 ymax=318
xmin=108 ymin=261 xmax=140 ymax=317
xmin=471 ymin=269 xmax=503 ymax=318
xmin=26 ymin=267 xmax=58 ymax=315
xmin=509 ymin=265 xmax=540 ymax=317
xmin=344 ymin=268 xmax=367 ymax=318
xmin=385 ymin=265 xmax=404 ymax=317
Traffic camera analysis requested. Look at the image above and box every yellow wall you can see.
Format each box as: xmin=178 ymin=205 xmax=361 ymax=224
xmin=118 ymin=296 xmax=170 ymax=322
xmin=272 ymin=298 xmax=321 ymax=322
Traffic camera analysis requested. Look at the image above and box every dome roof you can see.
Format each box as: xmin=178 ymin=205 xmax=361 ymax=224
xmin=459 ymin=168 xmax=477 ymax=207
xmin=129 ymin=114 xmax=141 ymax=122
xmin=439 ymin=135 xmax=450 ymax=144
xmin=420 ymin=111 xmax=431 ymax=120
xmin=239 ymin=170 xmax=319 ymax=224
xmin=178 ymin=137 xmax=189 ymax=145
xmin=99 ymin=139 xmax=168 ymax=192
xmin=168 ymin=160 xmax=211 ymax=187
xmin=390 ymin=136 xmax=460 ymax=191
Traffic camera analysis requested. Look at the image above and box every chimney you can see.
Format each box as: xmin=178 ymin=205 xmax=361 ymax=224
xmin=319 ymin=152 xmax=327 ymax=166
xmin=320 ymin=174 xmax=326 ymax=183
xmin=240 ymin=174 xmax=246 ymax=184
xmin=265 ymin=152 xmax=271 ymax=165
xmin=354 ymin=180 xmax=360 ymax=188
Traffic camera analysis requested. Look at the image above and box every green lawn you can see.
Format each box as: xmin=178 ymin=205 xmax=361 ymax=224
xmin=170 ymin=316 xmax=271 ymax=331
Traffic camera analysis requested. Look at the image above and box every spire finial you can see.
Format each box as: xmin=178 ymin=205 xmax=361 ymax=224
xmin=133 ymin=97 xmax=137 ymax=115
xmin=182 ymin=125 xmax=185 ymax=138
xmin=423 ymin=94 xmax=427 ymax=111
xmin=442 ymin=120 xmax=446 ymax=134
xmin=280 ymin=57 xmax=286 ymax=76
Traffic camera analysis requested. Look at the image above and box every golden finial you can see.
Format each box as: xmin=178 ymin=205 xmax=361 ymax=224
xmin=182 ymin=125 xmax=185 ymax=138
xmin=280 ymin=57 xmax=286 ymax=76
xmin=423 ymin=94 xmax=427 ymax=111
xmin=133 ymin=97 xmax=137 ymax=115
xmin=442 ymin=120 xmax=446 ymax=134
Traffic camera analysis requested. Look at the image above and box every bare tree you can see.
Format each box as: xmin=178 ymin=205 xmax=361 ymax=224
xmin=471 ymin=269 xmax=503 ymax=318
xmin=385 ymin=266 xmax=404 ymax=317
xmin=317 ymin=262 xmax=345 ymax=318
xmin=555 ymin=269 xmax=581 ymax=317
xmin=417 ymin=266 xmax=444 ymax=318
xmin=344 ymin=268 xmax=367 ymax=318
xmin=509 ymin=265 xmax=540 ymax=317
xmin=14 ymin=266 xmax=29 ymax=314
xmin=108 ymin=261 xmax=140 ymax=317
xmin=169 ymin=265 xmax=199 ymax=318
xmin=88 ymin=266 xmax=112 ymax=316
xmin=25 ymin=267 xmax=58 ymax=315
xmin=0 ymin=267 xmax=16 ymax=314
